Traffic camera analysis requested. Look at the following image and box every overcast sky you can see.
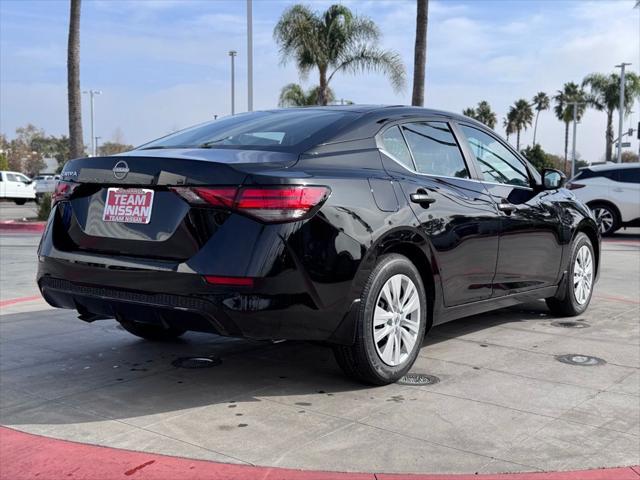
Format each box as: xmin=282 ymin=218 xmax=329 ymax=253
xmin=1 ymin=0 xmax=639 ymax=161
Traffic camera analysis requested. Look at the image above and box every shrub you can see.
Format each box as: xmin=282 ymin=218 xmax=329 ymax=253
xmin=37 ymin=193 xmax=52 ymax=221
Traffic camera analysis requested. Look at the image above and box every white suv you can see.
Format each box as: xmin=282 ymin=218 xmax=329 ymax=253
xmin=567 ymin=162 xmax=640 ymax=236
xmin=0 ymin=171 xmax=37 ymax=205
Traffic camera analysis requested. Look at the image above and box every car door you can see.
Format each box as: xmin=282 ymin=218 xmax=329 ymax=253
xmin=456 ymin=123 xmax=563 ymax=295
xmin=614 ymin=167 xmax=640 ymax=223
xmin=378 ymin=120 xmax=500 ymax=306
xmin=15 ymin=174 xmax=32 ymax=198
xmin=4 ymin=173 xmax=21 ymax=197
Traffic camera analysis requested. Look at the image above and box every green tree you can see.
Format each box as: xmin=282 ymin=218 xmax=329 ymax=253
xmin=508 ymin=99 xmax=533 ymax=150
xmin=67 ymin=0 xmax=84 ymax=159
xmin=554 ymin=82 xmax=587 ymax=173
xmin=521 ymin=144 xmax=555 ymax=172
xmin=621 ymin=150 xmax=639 ymax=163
xmin=273 ymin=4 xmax=405 ymax=105
xmin=462 ymin=101 xmax=497 ymax=129
xmin=582 ymin=71 xmax=640 ymax=162
xmin=411 ymin=0 xmax=428 ymax=106
xmin=278 ymin=83 xmax=336 ymax=107
xmin=531 ymin=91 xmax=549 ymax=145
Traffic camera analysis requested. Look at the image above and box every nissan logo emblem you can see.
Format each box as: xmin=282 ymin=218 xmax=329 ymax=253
xmin=112 ymin=160 xmax=130 ymax=180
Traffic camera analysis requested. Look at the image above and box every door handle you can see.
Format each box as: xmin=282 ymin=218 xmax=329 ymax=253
xmin=410 ymin=190 xmax=436 ymax=207
xmin=612 ymin=187 xmax=623 ymax=193
xmin=497 ymin=201 xmax=516 ymax=214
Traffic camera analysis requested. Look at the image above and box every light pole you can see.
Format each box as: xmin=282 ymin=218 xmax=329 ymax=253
xmin=569 ymin=102 xmax=585 ymax=177
xmin=615 ymin=62 xmax=631 ymax=163
xmin=95 ymin=136 xmax=101 ymax=156
xmin=82 ymin=89 xmax=102 ymax=156
xmin=247 ymin=0 xmax=253 ymax=112
xmin=229 ymin=50 xmax=237 ymax=115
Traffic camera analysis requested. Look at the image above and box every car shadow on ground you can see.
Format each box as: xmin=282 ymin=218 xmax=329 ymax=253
xmin=0 ymin=299 xmax=560 ymax=428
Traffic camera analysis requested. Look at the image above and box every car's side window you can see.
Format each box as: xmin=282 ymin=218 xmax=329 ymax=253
xmin=619 ymin=168 xmax=640 ymax=184
xmin=380 ymin=126 xmax=414 ymax=170
xmin=401 ymin=122 xmax=469 ymax=178
xmin=459 ymin=125 xmax=530 ymax=187
xmin=6 ymin=173 xmax=18 ymax=182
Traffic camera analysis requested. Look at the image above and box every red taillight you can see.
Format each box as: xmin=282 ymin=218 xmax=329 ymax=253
xmin=203 ymin=275 xmax=254 ymax=287
xmin=566 ymin=183 xmax=586 ymax=190
xmin=52 ymin=181 xmax=78 ymax=205
xmin=172 ymin=185 xmax=330 ymax=222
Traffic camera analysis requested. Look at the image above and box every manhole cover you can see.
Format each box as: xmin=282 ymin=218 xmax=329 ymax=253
xmin=555 ymin=354 xmax=606 ymax=366
xmin=172 ymin=356 xmax=222 ymax=369
xmin=551 ymin=321 xmax=590 ymax=329
xmin=397 ymin=373 xmax=440 ymax=386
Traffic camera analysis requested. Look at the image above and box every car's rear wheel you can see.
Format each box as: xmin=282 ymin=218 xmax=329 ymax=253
xmin=117 ymin=317 xmax=186 ymax=341
xmin=590 ymin=203 xmax=619 ymax=236
xmin=14 ymin=199 xmax=26 ymax=205
xmin=546 ymin=232 xmax=594 ymax=316
xmin=333 ymin=254 xmax=427 ymax=385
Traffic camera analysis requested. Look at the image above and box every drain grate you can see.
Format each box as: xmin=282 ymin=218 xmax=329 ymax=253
xmin=397 ymin=373 xmax=440 ymax=386
xmin=551 ymin=321 xmax=590 ymax=329
xmin=172 ymin=356 xmax=222 ymax=369
xmin=555 ymin=354 xmax=606 ymax=366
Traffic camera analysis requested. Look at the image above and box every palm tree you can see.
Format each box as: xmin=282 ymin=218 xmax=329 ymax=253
xmin=411 ymin=0 xmax=428 ymax=106
xmin=582 ymin=72 xmax=640 ymax=162
xmin=462 ymin=101 xmax=496 ymax=129
xmin=554 ymin=82 xmax=587 ymax=172
xmin=508 ymin=99 xmax=534 ymax=150
xmin=274 ymin=4 xmax=405 ymax=105
xmin=503 ymin=113 xmax=515 ymax=143
xmin=531 ymin=92 xmax=549 ymax=145
xmin=67 ymin=0 xmax=83 ymax=159
xmin=278 ymin=83 xmax=336 ymax=107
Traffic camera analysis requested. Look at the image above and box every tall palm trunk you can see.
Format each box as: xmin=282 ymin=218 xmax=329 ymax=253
xmin=563 ymin=121 xmax=569 ymax=174
xmin=411 ymin=0 xmax=428 ymax=106
xmin=532 ymin=110 xmax=540 ymax=145
xmin=67 ymin=0 xmax=83 ymax=159
xmin=516 ymin=129 xmax=521 ymax=150
xmin=605 ymin=109 xmax=614 ymax=163
xmin=317 ymin=66 xmax=329 ymax=106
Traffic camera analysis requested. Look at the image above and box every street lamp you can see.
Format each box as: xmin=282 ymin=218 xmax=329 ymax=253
xmin=82 ymin=89 xmax=102 ymax=156
xmin=229 ymin=50 xmax=237 ymax=115
xmin=615 ymin=62 xmax=631 ymax=163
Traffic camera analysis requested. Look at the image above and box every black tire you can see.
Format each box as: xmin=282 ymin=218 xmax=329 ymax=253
xmin=589 ymin=202 xmax=620 ymax=236
xmin=333 ymin=254 xmax=427 ymax=385
xmin=117 ymin=318 xmax=186 ymax=341
xmin=14 ymin=199 xmax=26 ymax=205
xmin=546 ymin=232 xmax=595 ymax=317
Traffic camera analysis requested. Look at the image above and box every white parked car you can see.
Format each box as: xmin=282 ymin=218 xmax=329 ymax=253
xmin=567 ymin=162 xmax=640 ymax=235
xmin=0 ymin=171 xmax=36 ymax=205
xmin=34 ymin=174 xmax=60 ymax=202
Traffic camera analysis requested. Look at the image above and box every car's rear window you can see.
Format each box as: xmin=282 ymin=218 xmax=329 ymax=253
xmin=139 ymin=110 xmax=357 ymax=152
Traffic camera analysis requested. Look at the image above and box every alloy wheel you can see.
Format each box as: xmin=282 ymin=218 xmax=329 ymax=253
xmin=573 ymin=245 xmax=593 ymax=305
xmin=592 ymin=207 xmax=614 ymax=235
xmin=373 ymin=274 xmax=421 ymax=366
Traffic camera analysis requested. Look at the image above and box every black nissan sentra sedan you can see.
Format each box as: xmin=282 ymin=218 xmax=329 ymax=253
xmin=37 ymin=106 xmax=600 ymax=384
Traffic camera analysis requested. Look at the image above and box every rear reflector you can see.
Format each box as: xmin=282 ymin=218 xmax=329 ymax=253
xmin=172 ymin=185 xmax=330 ymax=223
xmin=204 ymin=275 xmax=254 ymax=287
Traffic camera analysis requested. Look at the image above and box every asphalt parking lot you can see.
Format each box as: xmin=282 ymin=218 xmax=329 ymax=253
xmin=0 ymin=231 xmax=638 ymax=475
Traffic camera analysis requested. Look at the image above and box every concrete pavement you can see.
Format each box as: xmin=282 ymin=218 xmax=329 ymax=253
xmin=0 ymin=231 xmax=638 ymax=475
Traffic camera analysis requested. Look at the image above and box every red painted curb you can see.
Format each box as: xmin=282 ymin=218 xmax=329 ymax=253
xmin=0 ymin=427 xmax=638 ymax=480
xmin=0 ymin=295 xmax=43 ymax=308
xmin=0 ymin=221 xmax=45 ymax=233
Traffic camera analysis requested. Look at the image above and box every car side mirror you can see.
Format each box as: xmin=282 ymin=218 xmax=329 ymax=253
xmin=542 ymin=169 xmax=565 ymax=190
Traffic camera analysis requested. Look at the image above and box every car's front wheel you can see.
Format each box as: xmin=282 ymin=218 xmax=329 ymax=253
xmin=546 ymin=232 xmax=595 ymax=316
xmin=333 ymin=254 xmax=427 ymax=385
xmin=117 ymin=318 xmax=186 ymax=341
xmin=14 ymin=199 xmax=26 ymax=205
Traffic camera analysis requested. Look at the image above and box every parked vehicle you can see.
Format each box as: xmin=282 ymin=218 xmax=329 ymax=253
xmin=567 ymin=162 xmax=640 ymax=236
xmin=34 ymin=175 xmax=61 ymax=203
xmin=37 ymin=107 xmax=600 ymax=384
xmin=0 ymin=171 xmax=36 ymax=205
